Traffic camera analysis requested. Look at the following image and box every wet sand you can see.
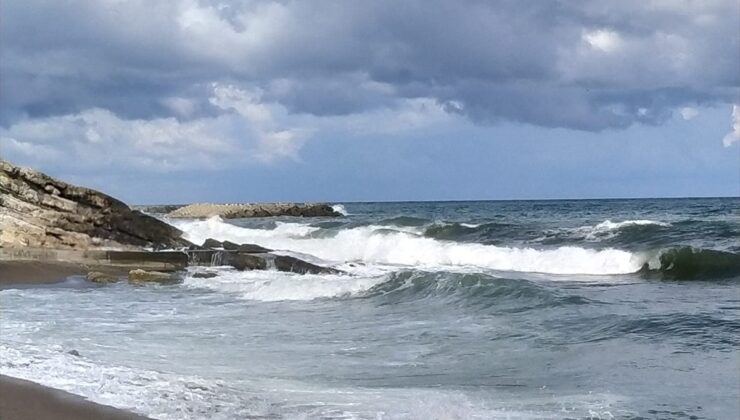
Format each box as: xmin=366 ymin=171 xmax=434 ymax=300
xmin=0 ymin=261 xmax=86 ymax=285
xmin=0 ymin=375 xmax=151 ymax=419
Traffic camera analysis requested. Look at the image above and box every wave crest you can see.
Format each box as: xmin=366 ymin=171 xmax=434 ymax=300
xmin=643 ymin=247 xmax=740 ymax=280
xmin=174 ymin=217 xmax=643 ymax=275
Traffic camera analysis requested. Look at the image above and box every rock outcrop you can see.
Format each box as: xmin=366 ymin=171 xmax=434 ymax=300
xmin=199 ymin=238 xmax=272 ymax=254
xmin=167 ymin=202 xmax=341 ymax=219
xmin=271 ymin=254 xmax=342 ymax=275
xmin=0 ymin=160 xmax=190 ymax=250
xmin=0 ymin=160 xmax=342 ymax=280
xmin=184 ymin=248 xmax=341 ymax=275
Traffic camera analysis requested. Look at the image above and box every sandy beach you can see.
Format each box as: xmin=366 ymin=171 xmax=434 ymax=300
xmin=0 ymin=375 xmax=150 ymax=420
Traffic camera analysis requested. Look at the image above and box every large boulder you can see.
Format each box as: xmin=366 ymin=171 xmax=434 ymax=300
xmin=86 ymin=271 xmax=120 ymax=284
xmin=221 ymin=252 xmax=267 ymax=271
xmin=0 ymin=160 xmax=191 ymax=250
xmin=272 ymin=255 xmax=342 ymax=275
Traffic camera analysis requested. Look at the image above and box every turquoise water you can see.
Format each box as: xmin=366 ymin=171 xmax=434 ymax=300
xmin=1 ymin=198 xmax=738 ymax=419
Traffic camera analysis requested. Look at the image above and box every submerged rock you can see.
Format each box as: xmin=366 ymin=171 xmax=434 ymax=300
xmin=86 ymin=271 xmax=119 ymax=284
xmin=190 ymin=271 xmax=218 ymax=279
xmin=167 ymin=202 xmax=341 ymax=219
xmin=199 ymin=238 xmax=272 ymax=254
xmin=128 ymin=269 xmax=179 ymax=284
xmin=184 ymin=248 xmax=339 ymax=275
xmin=272 ymin=255 xmax=342 ymax=275
xmin=0 ymin=160 xmax=191 ymax=250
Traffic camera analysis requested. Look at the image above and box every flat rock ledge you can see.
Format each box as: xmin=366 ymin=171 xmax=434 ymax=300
xmin=167 ymin=202 xmax=341 ymax=219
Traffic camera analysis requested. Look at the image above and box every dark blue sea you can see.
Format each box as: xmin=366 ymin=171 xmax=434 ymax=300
xmin=1 ymin=198 xmax=738 ymax=419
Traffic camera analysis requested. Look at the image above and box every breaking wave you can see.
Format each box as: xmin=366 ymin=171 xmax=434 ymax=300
xmin=183 ymin=268 xmax=387 ymax=301
xmin=642 ymin=247 xmax=740 ymax=280
xmin=172 ymin=217 xmax=740 ymax=280
xmin=331 ymin=204 xmax=349 ymax=216
xmin=174 ymin=217 xmax=643 ymax=275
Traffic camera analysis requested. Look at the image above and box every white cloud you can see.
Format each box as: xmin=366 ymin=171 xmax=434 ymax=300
xmin=0 ymin=108 xmax=242 ymax=171
xmin=582 ymin=29 xmax=623 ymax=52
xmin=0 ymin=83 xmax=319 ymax=169
xmin=0 ymin=137 xmax=61 ymax=160
xmin=722 ymin=104 xmax=739 ymax=147
xmin=679 ymin=107 xmax=699 ymax=120
xmin=1 ymin=84 xmax=457 ymax=171
xmin=161 ymin=96 xmax=198 ymax=117
xmin=209 ymin=84 xmax=308 ymax=162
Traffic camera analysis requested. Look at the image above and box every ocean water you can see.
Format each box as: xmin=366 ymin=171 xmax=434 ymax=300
xmin=1 ymin=198 xmax=739 ymax=419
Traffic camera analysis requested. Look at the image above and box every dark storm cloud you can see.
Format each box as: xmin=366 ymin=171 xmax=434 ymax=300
xmin=1 ymin=0 xmax=738 ymax=130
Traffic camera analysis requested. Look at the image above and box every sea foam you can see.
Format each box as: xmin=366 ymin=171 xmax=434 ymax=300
xmin=331 ymin=204 xmax=349 ymax=216
xmin=184 ymin=268 xmax=387 ymax=301
xmin=173 ymin=217 xmax=645 ymax=275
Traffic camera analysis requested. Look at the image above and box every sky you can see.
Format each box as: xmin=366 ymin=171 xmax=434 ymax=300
xmin=0 ymin=0 xmax=738 ymax=204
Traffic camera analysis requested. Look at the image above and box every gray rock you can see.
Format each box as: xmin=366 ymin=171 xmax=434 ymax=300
xmin=128 ymin=269 xmax=179 ymax=284
xmin=0 ymin=160 xmax=191 ymax=250
xmin=222 ymin=253 xmax=267 ymax=271
xmin=272 ymin=255 xmax=342 ymax=275
xmin=237 ymin=243 xmax=271 ymax=253
xmin=202 ymin=238 xmax=223 ymax=249
xmin=190 ymin=271 xmax=218 ymax=279
xmin=86 ymin=271 xmax=119 ymax=284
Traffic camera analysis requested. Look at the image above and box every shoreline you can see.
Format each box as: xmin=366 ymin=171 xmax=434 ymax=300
xmin=0 ymin=374 xmax=151 ymax=420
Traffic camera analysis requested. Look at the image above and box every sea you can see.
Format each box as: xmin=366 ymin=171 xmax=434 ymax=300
xmin=1 ymin=198 xmax=738 ymax=419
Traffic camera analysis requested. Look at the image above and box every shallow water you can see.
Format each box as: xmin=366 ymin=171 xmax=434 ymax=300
xmin=2 ymin=198 xmax=739 ymax=419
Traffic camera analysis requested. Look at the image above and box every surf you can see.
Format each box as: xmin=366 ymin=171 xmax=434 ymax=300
xmin=173 ymin=217 xmax=645 ymax=275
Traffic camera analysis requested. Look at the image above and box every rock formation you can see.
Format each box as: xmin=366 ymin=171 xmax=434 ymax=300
xmin=0 ymin=160 xmax=190 ymax=250
xmin=167 ymin=202 xmax=341 ymax=219
xmin=0 ymin=160 xmax=342 ymax=279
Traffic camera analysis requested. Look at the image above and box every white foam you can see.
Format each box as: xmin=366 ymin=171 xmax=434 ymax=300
xmin=174 ymin=218 xmax=645 ymax=275
xmin=184 ymin=268 xmax=387 ymax=301
xmin=583 ymin=219 xmax=670 ymax=241
xmin=172 ymin=217 xmax=319 ymax=245
xmin=2 ymin=339 xmax=603 ymax=419
xmin=331 ymin=204 xmax=349 ymax=216
xmin=0 ymin=343 xmax=251 ymax=420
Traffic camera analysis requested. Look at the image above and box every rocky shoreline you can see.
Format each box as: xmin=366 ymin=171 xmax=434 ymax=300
xmin=0 ymin=160 xmax=342 ymax=284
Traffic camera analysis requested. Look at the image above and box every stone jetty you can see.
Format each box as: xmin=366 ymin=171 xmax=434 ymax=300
xmin=167 ymin=202 xmax=341 ymax=219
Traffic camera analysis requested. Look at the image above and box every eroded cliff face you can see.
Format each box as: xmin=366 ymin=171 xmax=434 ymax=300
xmin=0 ymin=160 xmax=190 ymax=250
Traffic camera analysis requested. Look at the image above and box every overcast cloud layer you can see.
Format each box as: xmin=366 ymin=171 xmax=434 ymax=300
xmin=0 ymin=0 xmax=738 ymax=178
